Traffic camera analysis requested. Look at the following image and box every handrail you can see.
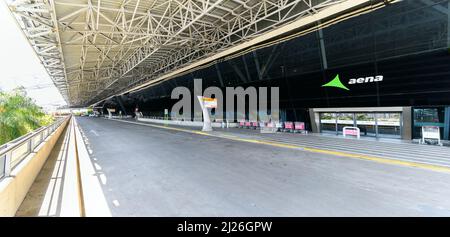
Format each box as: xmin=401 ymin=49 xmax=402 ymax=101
xmin=0 ymin=124 xmax=49 ymax=152
xmin=0 ymin=115 xmax=71 ymax=179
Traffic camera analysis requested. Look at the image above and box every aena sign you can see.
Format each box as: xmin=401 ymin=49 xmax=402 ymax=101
xmin=348 ymin=75 xmax=383 ymax=85
xmin=322 ymin=74 xmax=384 ymax=91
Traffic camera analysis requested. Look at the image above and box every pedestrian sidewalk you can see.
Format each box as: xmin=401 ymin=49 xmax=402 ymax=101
xmin=15 ymin=118 xmax=111 ymax=217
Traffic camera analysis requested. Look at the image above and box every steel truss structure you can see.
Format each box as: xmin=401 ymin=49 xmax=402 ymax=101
xmin=7 ymin=0 xmax=378 ymax=107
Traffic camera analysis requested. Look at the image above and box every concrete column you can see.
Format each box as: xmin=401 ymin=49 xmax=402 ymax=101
xmin=309 ymin=109 xmax=320 ymax=133
xmin=402 ymin=107 xmax=412 ymax=140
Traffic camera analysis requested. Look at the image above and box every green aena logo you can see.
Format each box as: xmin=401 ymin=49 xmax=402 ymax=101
xmin=322 ymin=74 xmax=383 ymax=91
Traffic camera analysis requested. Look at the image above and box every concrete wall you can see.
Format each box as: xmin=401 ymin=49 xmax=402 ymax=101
xmin=309 ymin=110 xmax=320 ymax=133
xmin=0 ymin=118 xmax=70 ymax=216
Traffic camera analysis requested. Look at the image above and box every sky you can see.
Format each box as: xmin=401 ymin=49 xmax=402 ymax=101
xmin=0 ymin=2 xmax=67 ymax=110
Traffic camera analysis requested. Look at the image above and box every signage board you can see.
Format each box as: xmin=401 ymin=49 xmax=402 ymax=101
xmin=421 ymin=126 xmax=441 ymax=145
xmin=201 ymin=97 xmax=217 ymax=109
xmin=322 ymin=74 xmax=384 ymax=91
xmin=422 ymin=126 xmax=440 ymax=139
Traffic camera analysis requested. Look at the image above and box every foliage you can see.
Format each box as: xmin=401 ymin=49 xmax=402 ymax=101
xmin=0 ymin=87 xmax=54 ymax=145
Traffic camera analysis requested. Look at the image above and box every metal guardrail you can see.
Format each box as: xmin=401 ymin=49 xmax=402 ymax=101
xmin=0 ymin=116 xmax=70 ymax=179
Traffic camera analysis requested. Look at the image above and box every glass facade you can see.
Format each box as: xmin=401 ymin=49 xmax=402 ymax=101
xmin=320 ymin=113 xmax=337 ymax=134
xmin=337 ymin=113 xmax=355 ymax=135
xmin=320 ymin=112 xmax=402 ymax=139
xmin=413 ymin=107 xmax=446 ymax=139
xmin=107 ymin=1 xmax=450 ymax=140
xmin=356 ymin=113 xmax=377 ymax=137
xmin=377 ymin=113 xmax=402 ymax=138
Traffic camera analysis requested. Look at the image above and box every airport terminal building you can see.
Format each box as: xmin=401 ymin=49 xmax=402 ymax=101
xmin=102 ymin=0 xmax=450 ymax=141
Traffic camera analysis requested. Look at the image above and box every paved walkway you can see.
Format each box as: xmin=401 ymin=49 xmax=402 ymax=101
xmin=15 ymin=126 xmax=70 ymax=216
xmin=15 ymin=118 xmax=95 ymax=217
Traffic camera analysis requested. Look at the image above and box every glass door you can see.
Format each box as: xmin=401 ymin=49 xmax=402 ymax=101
xmin=337 ymin=113 xmax=355 ymax=134
xmin=355 ymin=113 xmax=377 ymax=137
xmin=377 ymin=113 xmax=401 ymax=139
xmin=319 ymin=111 xmax=403 ymax=139
xmin=413 ymin=108 xmax=445 ymax=139
xmin=320 ymin=113 xmax=337 ymax=134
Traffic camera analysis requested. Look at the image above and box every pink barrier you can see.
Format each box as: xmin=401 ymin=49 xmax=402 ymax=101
xmin=344 ymin=129 xmax=358 ymax=136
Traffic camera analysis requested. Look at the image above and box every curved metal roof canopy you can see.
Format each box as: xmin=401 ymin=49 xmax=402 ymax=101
xmin=6 ymin=0 xmax=387 ymax=107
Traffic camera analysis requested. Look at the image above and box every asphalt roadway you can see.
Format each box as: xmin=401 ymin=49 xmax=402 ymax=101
xmin=76 ymin=117 xmax=450 ymax=216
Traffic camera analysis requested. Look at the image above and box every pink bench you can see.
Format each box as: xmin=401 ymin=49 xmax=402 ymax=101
xmin=294 ymin=122 xmax=305 ymax=131
xmin=284 ymin=122 xmax=294 ymax=132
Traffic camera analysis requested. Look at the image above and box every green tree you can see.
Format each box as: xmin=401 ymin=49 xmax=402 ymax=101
xmin=0 ymin=87 xmax=54 ymax=145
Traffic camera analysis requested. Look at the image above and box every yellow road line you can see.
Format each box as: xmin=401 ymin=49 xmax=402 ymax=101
xmin=302 ymin=148 xmax=450 ymax=173
xmin=109 ymin=118 xmax=450 ymax=173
